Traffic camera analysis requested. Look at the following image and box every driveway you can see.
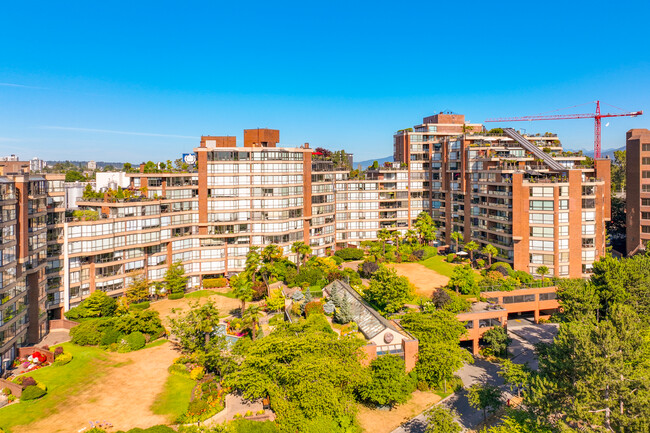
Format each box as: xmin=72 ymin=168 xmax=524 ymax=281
xmin=390 ymin=323 xmax=558 ymax=433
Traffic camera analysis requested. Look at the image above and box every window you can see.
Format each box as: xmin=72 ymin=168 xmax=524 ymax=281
xmin=582 ymin=211 xmax=595 ymax=222
xmin=540 ymin=292 xmax=557 ymax=301
xmin=559 ymin=239 xmax=569 ymax=250
xmin=530 ymin=200 xmax=554 ymax=211
xmin=530 ymin=187 xmax=553 ymax=197
xmin=643 ymin=198 xmax=650 ymax=206
xmin=644 ymin=157 xmax=650 ymax=165
xmin=529 ymin=213 xmax=554 ymax=224
xmin=559 ymin=200 xmax=569 ymax=210
xmin=642 ymin=226 xmax=650 ymax=233
xmin=529 ymin=240 xmax=554 ymax=251
xmin=644 ymin=143 xmax=650 ymax=151
xmin=530 ymin=254 xmax=554 ymax=264
xmin=582 ymin=224 xmax=595 ymax=235
xmin=643 ymin=212 xmax=650 ymax=220
xmin=530 ymin=226 xmax=554 ymax=237
xmin=643 ymin=171 xmax=650 ymax=179
xmin=559 ymin=186 xmax=569 ymax=197
xmin=582 ymin=250 xmax=596 ymax=261
xmin=559 ymin=252 xmax=569 ymax=262
xmin=558 ymin=226 xmax=569 ymax=236
xmin=643 ymin=185 xmax=650 ymax=192
xmin=559 ymin=213 xmax=569 ymax=223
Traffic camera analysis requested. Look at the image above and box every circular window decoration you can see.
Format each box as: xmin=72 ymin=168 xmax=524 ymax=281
xmin=384 ymin=332 xmax=394 ymax=344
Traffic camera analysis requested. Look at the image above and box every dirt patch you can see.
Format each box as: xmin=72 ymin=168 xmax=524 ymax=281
xmin=150 ymin=291 xmax=243 ymax=326
xmin=387 ymin=263 xmax=449 ymax=297
xmin=357 ymin=390 xmax=442 ymax=433
xmin=14 ymin=342 xmax=179 ymax=433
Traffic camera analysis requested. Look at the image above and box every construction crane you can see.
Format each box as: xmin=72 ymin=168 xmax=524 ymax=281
xmin=485 ymin=101 xmax=643 ymax=158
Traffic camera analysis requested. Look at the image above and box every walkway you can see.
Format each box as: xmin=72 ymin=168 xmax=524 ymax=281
xmin=39 ymin=329 xmax=71 ymax=347
xmin=390 ymin=323 xmax=558 ymax=432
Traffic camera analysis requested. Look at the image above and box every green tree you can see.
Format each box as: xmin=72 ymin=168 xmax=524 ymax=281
xmin=65 ymin=170 xmax=85 ymax=182
xmin=170 ymin=300 xmax=222 ymax=350
xmin=125 ymin=271 xmax=151 ymax=304
xmin=451 ymin=231 xmax=463 ymax=253
xmin=556 ymin=279 xmax=599 ymax=322
xmin=164 ymin=261 xmax=187 ymax=295
xmin=481 ymin=244 xmax=498 ymax=267
xmin=377 ymin=228 xmax=391 ymax=255
xmin=245 ymin=246 xmax=262 ymax=284
xmin=464 ymin=241 xmax=479 ymax=264
xmin=225 ymin=315 xmax=369 ymax=433
xmin=64 ymin=290 xmax=116 ymax=320
xmin=265 ymin=288 xmax=285 ymax=312
xmin=414 ymin=212 xmax=436 ymax=246
xmin=498 ymin=359 xmax=531 ymax=398
xmin=291 ymin=241 xmax=312 ymax=271
xmin=423 ymin=406 xmax=462 ymax=433
xmin=468 ymin=383 xmax=503 ymax=423
xmin=611 ymin=149 xmax=626 ymax=193
xmin=365 ymin=266 xmax=414 ymax=314
xmin=482 ymin=326 xmax=510 ymax=357
xmin=535 ymin=265 xmax=549 ymax=280
xmin=447 ymin=265 xmax=477 ymax=295
xmin=123 ymin=162 xmax=133 ymax=172
xmin=243 ymin=304 xmax=263 ymax=341
xmin=401 ymin=310 xmax=472 ymax=388
xmin=359 ymin=355 xmax=414 ymax=408
xmin=391 ymin=230 xmax=401 ymax=249
xmin=405 ymin=229 xmax=418 ymax=246
xmin=230 ymin=273 xmax=254 ymax=313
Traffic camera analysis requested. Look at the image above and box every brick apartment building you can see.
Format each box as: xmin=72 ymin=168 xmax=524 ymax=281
xmin=625 ymin=128 xmax=650 ymax=254
xmin=0 ymin=116 xmax=612 ymax=369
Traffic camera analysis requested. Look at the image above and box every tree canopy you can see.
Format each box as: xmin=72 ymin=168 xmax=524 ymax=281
xmin=364 ymin=266 xmax=414 ymax=314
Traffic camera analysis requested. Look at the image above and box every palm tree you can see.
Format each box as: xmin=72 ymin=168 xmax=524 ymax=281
xmin=451 ymin=231 xmax=464 ymax=253
xmin=230 ymin=273 xmax=253 ymax=314
xmin=465 ymin=241 xmax=479 ymax=264
xmin=245 ymin=246 xmax=262 ymax=284
xmin=261 ymin=244 xmax=283 ymax=265
xmin=291 ymin=241 xmax=312 ymax=271
xmin=414 ymin=212 xmax=435 ymax=245
xmin=377 ymin=228 xmax=391 ymax=255
xmin=482 ymin=244 xmax=498 ymax=267
xmin=405 ymin=229 xmax=418 ymax=246
xmin=536 ymin=265 xmax=550 ymax=281
xmin=243 ymin=305 xmax=263 ymax=341
xmin=391 ymin=230 xmax=401 ymax=249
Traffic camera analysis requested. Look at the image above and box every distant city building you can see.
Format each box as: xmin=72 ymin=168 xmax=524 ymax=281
xmin=1 ymin=155 xmax=19 ymax=162
xmin=625 ymin=128 xmax=650 ymax=254
xmin=87 ymin=160 xmax=96 ymax=170
xmin=30 ymin=157 xmax=47 ymax=172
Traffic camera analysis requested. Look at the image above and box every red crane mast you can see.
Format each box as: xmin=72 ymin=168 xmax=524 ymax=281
xmin=485 ymin=101 xmax=643 ymax=158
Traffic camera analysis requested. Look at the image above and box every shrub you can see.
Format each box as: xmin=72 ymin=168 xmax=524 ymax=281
xmin=21 ymin=385 xmax=46 ymax=400
xmin=168 ymin=363 xmax=189 ymax=377
xmin=21 ymin=376 xmax=36 ymax=387
xmin=36 ymin=382 xmax=47 ymax=392
xmin=252 ymin=281 xmax=266 ymax=301
xmin=100 ymin=327 xmax=121 ymax=346
xmin=113 ymin=310 xmax=164 ymax=337
xmin=446 ymin=253 xmax=456 ymax=263
xmin=245 ymin=410 xmax=253 ymax=417
xmin=202 ymin=277 xmax=228 ymax=288
xmin=331 ymin=255 xmax=344 ymax=266
xmin=412 ymin=249 xmax=425 ymax=260
xmin=124 ymin=331 xmax=146 ymax=351
xmin=54 ymin=346 xmax=64 ymax=356
xmin=190 ymin=366 xmax=205 ymax=381
xmin=360 ymin=261 xmax=380 ymax=278
xmin=70 ymin=318 xmax=114 ymax=346
xmin=2 ymin=388 xmax=11 ymax=396
xmin=335 ymin=247 xmax=365 ymax=261
xmin=129 ymin=301 xmax=150 ymax=311
xmin=53 ymin=352 xmax=73 ymax=366
xmin=476 ymin=259 xmax=486 ymax=269
xmin=304 ymin=301 xmax=324 ymax=317
xmin=168 ymin=292 xmax=184 ymax=300
xmin=65 ymin=291 xmax=116 ymax=321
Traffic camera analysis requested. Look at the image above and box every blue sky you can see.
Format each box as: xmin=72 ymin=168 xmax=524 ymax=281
xmin=1 ymin=1 xmax=649 ymax=163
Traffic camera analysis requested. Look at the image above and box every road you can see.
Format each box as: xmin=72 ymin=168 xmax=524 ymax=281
xmin=390 ymin=323 xmax=558 ymax=433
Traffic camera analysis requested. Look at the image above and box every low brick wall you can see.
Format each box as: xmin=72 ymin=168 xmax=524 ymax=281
xmin=0 ymin=378 xmax=23 ymax=397
xmin=49 ymin=319 xmax=79 ymax=330
xmin=17 ymin=347 xmax=55 ymax=363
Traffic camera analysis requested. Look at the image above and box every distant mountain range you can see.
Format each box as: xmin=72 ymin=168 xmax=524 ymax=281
xmin=584 ymin=145 xmax=625 ymax=158
xmin=354 ymin=156 xmax=393 ymax=170
xmin=46 ymin=161 xmax=126 ymax=168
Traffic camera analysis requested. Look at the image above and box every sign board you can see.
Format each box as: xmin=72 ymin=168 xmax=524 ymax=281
xmin=182 ymin=153 xmax=196 ymax=165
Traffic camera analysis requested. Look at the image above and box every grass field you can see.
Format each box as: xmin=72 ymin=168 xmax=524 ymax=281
xmin=151 ymin=372 xmax=195 ymax=422
xmin=185 ymin=289 xmax=220 ymax=299
xmin=419 ymin=255 xmax=457 ymax=277
xmin=0 ymin=343 xmax=110 ymax=432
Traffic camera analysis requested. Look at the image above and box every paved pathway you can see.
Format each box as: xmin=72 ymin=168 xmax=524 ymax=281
xmin=39 ymin=329 xmax=71 ymax=347
xmin=390 ymin=323 xmax=558 ymax=433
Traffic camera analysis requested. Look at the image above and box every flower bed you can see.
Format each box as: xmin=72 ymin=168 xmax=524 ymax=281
xmin=176 ymin=377 xmax=225 ymax=423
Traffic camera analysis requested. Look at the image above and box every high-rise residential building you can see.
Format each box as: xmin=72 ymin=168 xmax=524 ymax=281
xmin=87 ymin=161 xmax=97 ymax=170
xmin=37 ymin=118 xmax=610 ymax=325
xmin=0 ymin=162 xmax=48 ymax=373
xmin=30 ymin=157 xmax=47 ymax=172
xmin=393 ymin=113 xmax=611 ymax=278
xmin=625 ymin=128 xmax=650 ymax=254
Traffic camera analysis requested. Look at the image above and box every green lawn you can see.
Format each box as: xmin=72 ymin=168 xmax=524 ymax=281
xmin=0 ymin=343 xmax=110 ymax=432
xmin=151 ymin=372 xmax=195 ymax=422
xmin=419 ymin=255 xmax=457 ymax=278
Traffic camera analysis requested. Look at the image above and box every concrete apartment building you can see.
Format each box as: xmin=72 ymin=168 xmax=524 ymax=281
xmin=625 ymin=128 xmax=650 ymax=254
xmin=0 ymin=162 xmax=48 ymax=372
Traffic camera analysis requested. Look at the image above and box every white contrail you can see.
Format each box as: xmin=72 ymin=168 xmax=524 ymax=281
xmin=40 ymin=126 xmax=196 ymax=139
xmin=0 ymin=82 xmax=45 ymax=89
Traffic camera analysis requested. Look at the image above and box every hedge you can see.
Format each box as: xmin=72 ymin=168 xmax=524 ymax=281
xmin=124 ymin=331 xmax=146 ymax=351
xmin=21 ymin=385 xmax=46 ymax=400
xmin=168 ymin=293 xmax=184 ymax=300
xmin=203 ymin=277 xmax=227 ymax=288
xmin=53 ymin=352 xmax=73 ymax=366
xmin=130 ymin=301 xmax=150 ymax=311
xmin=335 ymin=247 xmax=365 ymax=261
